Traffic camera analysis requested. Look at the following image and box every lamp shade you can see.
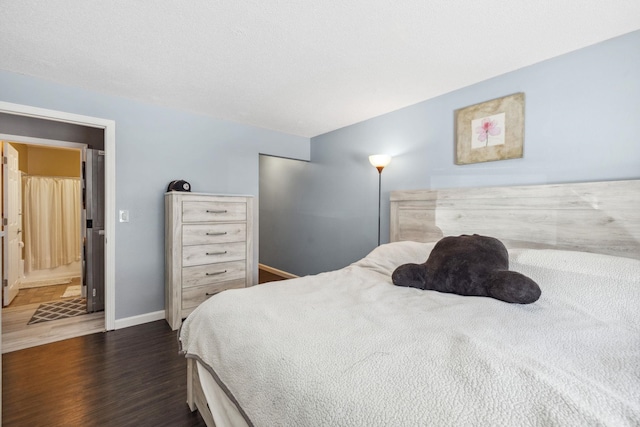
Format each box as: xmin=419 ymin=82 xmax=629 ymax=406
xmin=369 ymin=154 xmax=392 ymax=169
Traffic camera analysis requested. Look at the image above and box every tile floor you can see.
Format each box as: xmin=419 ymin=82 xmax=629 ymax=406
xmin=8 ymin=277 xmax=81 ymax=307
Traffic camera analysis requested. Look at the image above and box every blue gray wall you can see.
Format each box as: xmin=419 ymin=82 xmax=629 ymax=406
xmin=0 ymin=70 xmax=310 ymax=320
xmin=260 ymin=30 xmax=640 ymax=276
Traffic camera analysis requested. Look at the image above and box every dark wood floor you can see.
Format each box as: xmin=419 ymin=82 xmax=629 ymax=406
xmin=258 ymin=268 xmax=288 ymax=284
xmin=2 ymin=268 xmax=289 ymax=427
xmin=2 ymin=320 xmax=205 ymax=427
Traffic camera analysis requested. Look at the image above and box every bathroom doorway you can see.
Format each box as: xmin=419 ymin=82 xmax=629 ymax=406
xmin=3 ymin=140 xmax=83 ymax=304
xmin=0 ymin=101 xmax=115 ymax=356
xmin=1 ymin=136 xmax=104 ymax=352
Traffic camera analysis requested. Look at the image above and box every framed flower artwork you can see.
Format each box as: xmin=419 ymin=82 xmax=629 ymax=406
xmin=454 ymin=93 xmax=525 ymax=165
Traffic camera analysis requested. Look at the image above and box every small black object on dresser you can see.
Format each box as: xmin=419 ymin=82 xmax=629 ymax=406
xmin=167 ymin=180 xmax=191 ymax=192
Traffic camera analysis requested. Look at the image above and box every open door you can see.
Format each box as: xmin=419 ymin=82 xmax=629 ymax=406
xmin=84 ymin=148 xmax=105 ymax=313
xmin=3 ymin=142 xmax=21 ymax=306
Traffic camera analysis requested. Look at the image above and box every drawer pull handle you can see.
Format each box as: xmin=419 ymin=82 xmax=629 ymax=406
xmin=206 ymin=209 xmax=228 ymax=214
xmin=206 ymin=291 xmax=222 ymax=297
xmin=205 ymin=270 xmax=227 ymax=276
xmin=206 ymin=251 xmax=227 ymax=256
xmin=206 ymin=232 xmax=228 ymax=236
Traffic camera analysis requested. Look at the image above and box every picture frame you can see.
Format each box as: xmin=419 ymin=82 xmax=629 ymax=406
xmin=454 ymin=92 xmax=525 ymax=165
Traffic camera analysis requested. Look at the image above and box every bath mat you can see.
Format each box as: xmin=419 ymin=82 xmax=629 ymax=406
xmin=62 ymin=285 xmax=82 ymax=298
xmin=28 ymin=298 xmax=87 ymax=325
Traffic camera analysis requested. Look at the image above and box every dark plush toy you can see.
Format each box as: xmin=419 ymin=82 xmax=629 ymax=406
xmin=392 ymin=234 xmax=541 ymax=304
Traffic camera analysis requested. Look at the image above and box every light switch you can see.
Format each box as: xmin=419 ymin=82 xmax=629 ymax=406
xmin=119 ymin=210 xmax=129 ymax=223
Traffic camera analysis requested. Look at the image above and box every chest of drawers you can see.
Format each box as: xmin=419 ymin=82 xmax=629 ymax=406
xmin=165 ymin=192 xmax=254 ymax=330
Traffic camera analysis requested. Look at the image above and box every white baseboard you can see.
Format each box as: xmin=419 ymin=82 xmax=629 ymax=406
xmin=20 ymin=277 xmax=76 ymax=289
xmin=114 ymin=310 xmax=166 ymax=330
xmin=258 ymin=263 xmax=298 ymax=279
xmin=113 ymin=265 xmax=298 ymax=330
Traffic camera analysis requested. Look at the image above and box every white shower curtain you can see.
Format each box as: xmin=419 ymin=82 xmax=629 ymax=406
xmin=23 ymin=176 xmax=82 ymax=273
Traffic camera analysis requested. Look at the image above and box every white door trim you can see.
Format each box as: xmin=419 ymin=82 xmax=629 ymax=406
xmin=0 ymin=101 xmax=116 ymax=331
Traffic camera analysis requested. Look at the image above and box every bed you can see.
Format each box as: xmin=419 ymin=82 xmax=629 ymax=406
xmin=179 ymin=179 xmax=640 ymax=427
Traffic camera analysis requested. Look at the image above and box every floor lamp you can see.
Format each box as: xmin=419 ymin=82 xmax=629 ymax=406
xmin=369 ymin=154 xmax=392 ymax=246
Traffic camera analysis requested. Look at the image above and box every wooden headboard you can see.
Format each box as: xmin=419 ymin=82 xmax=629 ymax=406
xmin=390 ymin=179 xmax=640 ymax=260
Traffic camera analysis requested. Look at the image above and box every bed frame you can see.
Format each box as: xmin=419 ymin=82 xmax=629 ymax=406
xmin=390 ymin=179 xmax=640 ymax=260
xmin=187 ymin=359 xmax=217 ymax=426
xmin=187 ymin=178 xmax=640 ymax=426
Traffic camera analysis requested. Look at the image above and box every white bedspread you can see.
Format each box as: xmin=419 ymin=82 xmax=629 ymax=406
xmin=180 ymin=241 xmax=640 ymax=426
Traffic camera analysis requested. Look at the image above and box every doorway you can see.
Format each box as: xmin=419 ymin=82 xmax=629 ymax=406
xmin=3 ymin=140 xmax=84 ymax=308
xmin=0 ymin=101 xmax=116 ymax=355
xmin=1 ymin=137 xmax=105 ymax=352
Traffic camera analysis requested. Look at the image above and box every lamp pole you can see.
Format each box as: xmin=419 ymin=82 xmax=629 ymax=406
xmin=376 ymin=166 xmax=383 ymax=246
xmin=369 ymin=154 xmax=391 ymax=246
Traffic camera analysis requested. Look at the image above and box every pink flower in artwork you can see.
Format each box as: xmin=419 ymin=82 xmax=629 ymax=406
xmin=476 ymin=118 xmax=501 ymax=145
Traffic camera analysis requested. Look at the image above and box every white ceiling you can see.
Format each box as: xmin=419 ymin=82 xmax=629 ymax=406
xmin=2 ymin=1 xmax=640 ymax=138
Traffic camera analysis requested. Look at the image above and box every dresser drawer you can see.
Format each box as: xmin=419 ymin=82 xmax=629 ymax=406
xmin=182 ymin=223 xmax=246 ymax=246
xmin=182 ymin=278 xmax=246 ymax=310
xmin=182 ymin=242 xmax=246 ymax=267
xmin=182 ymin=201 xmax=246 ymax=223
xmin=182 ymin=260 xmax=246 ymax=288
